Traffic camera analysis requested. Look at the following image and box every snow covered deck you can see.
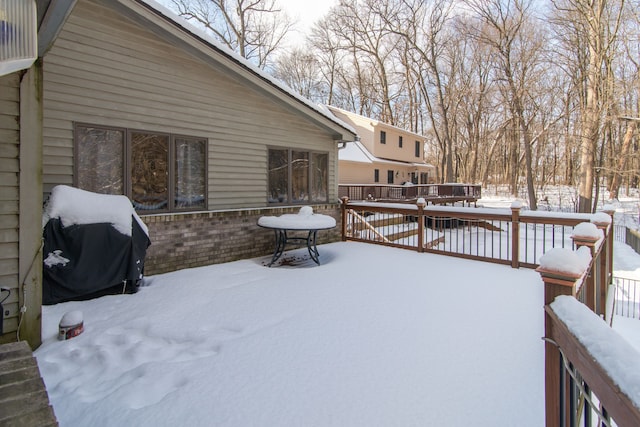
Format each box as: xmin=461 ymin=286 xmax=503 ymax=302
xmin=35 ymin=242 xmax=544 ymax=426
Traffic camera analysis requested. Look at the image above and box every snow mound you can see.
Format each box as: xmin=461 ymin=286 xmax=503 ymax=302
xmin=539 ymin=247 xmax=591 ymax=277
xmin=44 ymin=185 xmax=147 ymax=237
xmin=299 ymin=206 xmax=314 ymax=216
xmin=592 ymin=212 xmax=612 ymax=224
xmin=572 ymin=222 xmax=602 ymax=240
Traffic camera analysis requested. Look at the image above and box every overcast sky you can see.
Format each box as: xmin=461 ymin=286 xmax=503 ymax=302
xmin=278 ymin=0 xmax=336 ymax=30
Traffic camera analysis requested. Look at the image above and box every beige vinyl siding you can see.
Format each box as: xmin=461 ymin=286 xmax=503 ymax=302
xmin=43 ymin=0 xmax=338 ymax=209
xmin=339 ymin=161 xmax=430 ymax=185
xmin=0 ymin=73 xmax=20 ymax=340
xmin=338 ymin=162 xmax=376 ymax=184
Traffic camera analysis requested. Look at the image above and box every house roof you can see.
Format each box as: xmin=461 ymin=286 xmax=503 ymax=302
xmin=326 ymin=105 xmax=424 ymax=141
xmin=35 ymin=0 xmax=357 ymax=142
xmin=339 ymin=140 xmax=434 ymax=169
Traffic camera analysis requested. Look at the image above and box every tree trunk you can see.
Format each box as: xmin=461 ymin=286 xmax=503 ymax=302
xmin=609 ymin=120 xmax=637 ymax=199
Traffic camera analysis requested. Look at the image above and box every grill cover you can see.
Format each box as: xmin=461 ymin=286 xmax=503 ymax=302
xmin=42 ymin=216 xmax=151 ymax=305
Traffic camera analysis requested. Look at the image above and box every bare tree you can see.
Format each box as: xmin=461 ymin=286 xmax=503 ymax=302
xmin=551 ymin=0 xmax=625 ymax=212
xmin=375 ymin=0 xmax=460 ymax=182
xmin=465 ymin=0 xmax=546 ymax=209
xmin=272 ymin=48 xmax=324 ymax=101
xmin=323 ymin=0 xmax=402 ymax=123
xmin=608 ymin=3 xmax=640 ymax=199
xmin=170 ymin=0 xmax=294 ymax=68
xmin=268 ymin=0 xmax=639 ymax=204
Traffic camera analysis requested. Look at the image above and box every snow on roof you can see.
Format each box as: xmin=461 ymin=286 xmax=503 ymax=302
xmin=338 ymin=140 xmax=434 ymax=168
xmin=339 ymin=140 xmax=374 ymax=163
xmin=137 ymin=0 xmax=356 ymax=138
xmin=538 ymin=246 xmax=592 ymax=277
xmin=44 ymin=185 xmax=148 ymax=237
xmin=326 ymin=105 xmax=424 ymax=140
xmin=550 ymin=295 xmax=640 ymax=411
xmin=257 ymin=206 xmax=336 ymax=230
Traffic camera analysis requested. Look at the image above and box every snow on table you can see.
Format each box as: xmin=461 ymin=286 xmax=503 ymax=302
xmin=258 ymin=206 xmax=336 ymax=230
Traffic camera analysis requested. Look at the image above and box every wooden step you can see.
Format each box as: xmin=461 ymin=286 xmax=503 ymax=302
xmin=0 ymin=341 xmax=58 ymax=426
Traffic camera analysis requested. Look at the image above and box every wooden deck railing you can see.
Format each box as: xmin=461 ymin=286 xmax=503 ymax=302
xmin=339 ymin=197 xmax=640 ymax=426
xmin=338 ymin=184 xmax=481 ymax=205
xmin=537 ymin=217 xmax=640 ymax=427
xmin=340 ymin=197 xmax=596 ymax=268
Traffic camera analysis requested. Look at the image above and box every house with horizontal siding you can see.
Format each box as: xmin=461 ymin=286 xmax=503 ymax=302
xmin=0 ymin=0 xmax=356 ymax=348
xmin=328 ymin=106 xmax=434 ymax=186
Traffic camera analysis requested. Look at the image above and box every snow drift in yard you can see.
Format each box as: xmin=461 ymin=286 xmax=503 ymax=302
xmin=43 ymin=185 xmax=148 ymax=237
xmin=35 ymin=242 xmax=544 ymax=427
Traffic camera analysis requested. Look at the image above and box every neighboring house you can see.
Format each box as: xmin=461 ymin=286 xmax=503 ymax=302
xmin=327 ymin=106 xmax=435 ymax=186
xmin=0 ymin=0 xmax=356 ymax=347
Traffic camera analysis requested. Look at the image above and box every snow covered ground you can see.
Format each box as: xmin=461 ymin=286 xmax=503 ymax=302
xmin=36 ymin=243 xmax=546 ymax=427
xmin=34 ymin=185 xmax=640 ymax=426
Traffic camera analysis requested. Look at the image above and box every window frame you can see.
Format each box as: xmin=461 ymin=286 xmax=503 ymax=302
xmin=415 ymin=140 xmax=421 ymax=158
xmin=387 ymin=170 xmax=394 ymax=184
xmin=74 ymin=122 xmax=208 ymax=214
xmin=380 ymin=130 xmax=386 ymax=144
xmin=267 ymin=146 xmax=329 ymax=205
xmin=399 ymin=136 xmax=403 ymax=148
xmin=73 ymin=123 xmax=127 ymax=195
xmin=374 ymin=168 xmax=380 ymax=183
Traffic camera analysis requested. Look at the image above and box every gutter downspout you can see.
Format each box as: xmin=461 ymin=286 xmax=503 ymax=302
xmin=337 ymin=135 xmax=361 ymax=149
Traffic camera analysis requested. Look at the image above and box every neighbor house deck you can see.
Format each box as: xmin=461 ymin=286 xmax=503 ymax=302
xmin=338 ymin=184 xmax=481 ymax=206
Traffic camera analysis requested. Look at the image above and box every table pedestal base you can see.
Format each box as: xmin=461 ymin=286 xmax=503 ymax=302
xmin=267 ymin=229 xmax=320 ymax=267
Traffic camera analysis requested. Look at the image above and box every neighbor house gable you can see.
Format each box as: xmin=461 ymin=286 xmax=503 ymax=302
xmin=327 ymin=106 xmax=434 ymax=186
xmin=327 ymin=105 xmax=423 ymax=163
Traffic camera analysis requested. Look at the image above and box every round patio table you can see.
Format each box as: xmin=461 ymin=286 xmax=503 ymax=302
xmin=258 ymin=210 xmax=336 ymax=267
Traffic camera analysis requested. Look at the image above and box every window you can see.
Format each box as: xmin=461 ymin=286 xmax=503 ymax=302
xmin=380 ymin=130 xmax=386 ymax=144
xmin=75 ymin=123 xmax=207 ymax=212
xmin=374 ymin=169 xmax=380 ymax=183
xmin=268 ymin=148 xmax=328 ymax=204
xmin=75 ymin=125 xmax=125 ymax=195
xmin=399 ymin=136 xmax=403 ymax=148
xmin=415 ymin=140 xmax=421 ymax=158
xmin=387 ymin=170 xmax=394 ymax=184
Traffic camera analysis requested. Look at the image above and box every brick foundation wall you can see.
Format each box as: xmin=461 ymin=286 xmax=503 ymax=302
xmin=140 ymin=204 xmax=341 ymax=275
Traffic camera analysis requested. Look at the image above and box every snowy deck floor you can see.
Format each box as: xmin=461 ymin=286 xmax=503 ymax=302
xmin=35 ymin=242 xmax=544 ymax=427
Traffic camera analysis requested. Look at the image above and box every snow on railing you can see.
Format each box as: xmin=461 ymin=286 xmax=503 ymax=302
xmin=340 ymin=197 xmax=612 ymax=269
xmin=536 ymin=217 xmax=640 ymax=427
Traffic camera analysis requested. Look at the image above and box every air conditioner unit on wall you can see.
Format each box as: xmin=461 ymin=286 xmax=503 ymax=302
xmin=0 ymin=0 xmax=37 ymax=77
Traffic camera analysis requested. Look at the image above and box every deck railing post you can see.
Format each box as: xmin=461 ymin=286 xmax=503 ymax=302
xmin=603 ymin=208 xmax=614 ymax=285
xmin=571 ymin=235 xmax=598 ymax=312
xmin=417 ymin=198 xmax=426 ymax=253
xmin=340 ymin=197 xmax=349 ymax=242
xmin=593 ymin=213 xmax=613 ymax=317
xmin=511 ymin=204 xmax=521 ymax=268
xmin=536 ymin=267 xmax=580 ymax=427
